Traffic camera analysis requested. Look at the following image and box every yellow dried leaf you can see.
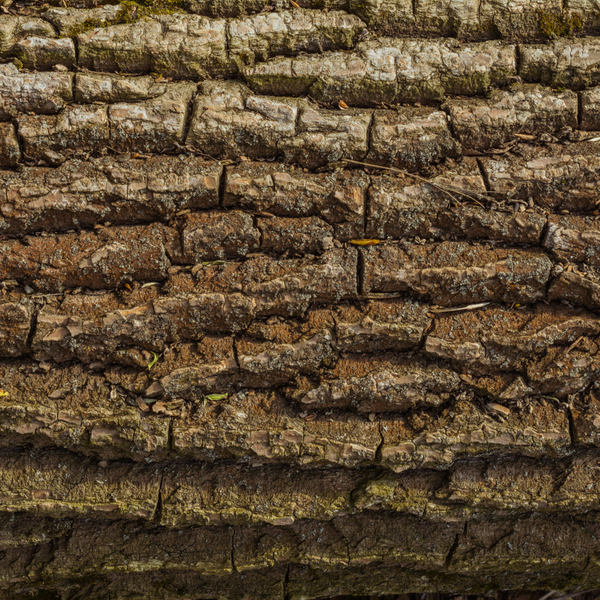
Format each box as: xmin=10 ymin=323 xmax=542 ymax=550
xmin=338 ymin=100 xmax=349 ymax=110
xmin=290 ymin=0 xmax=300 ymax=6
xmin=349 ymin=239 xmax=379 ymax=246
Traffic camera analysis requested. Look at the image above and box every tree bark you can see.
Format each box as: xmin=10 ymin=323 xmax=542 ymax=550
xmin=2 ymin=1 xmax=600 ymax=597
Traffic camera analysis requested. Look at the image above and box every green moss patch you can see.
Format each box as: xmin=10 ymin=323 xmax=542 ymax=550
xmin=538 ymin=10 xmax=583 ymax=38
xmin=117 ymin=0 xmax=186 ymax=22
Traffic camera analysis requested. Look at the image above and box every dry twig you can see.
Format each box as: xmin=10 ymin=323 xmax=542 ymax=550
xmin=343 ymin=159 xmax=491 ymax=207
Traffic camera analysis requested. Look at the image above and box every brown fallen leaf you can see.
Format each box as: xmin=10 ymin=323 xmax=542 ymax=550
xmin=487 ymin=403 xmax=511 ymax=417
xmin=145 ymin=381 xmax=165 ymax=396
xmin=349 ymin=239 xmax=379 ymax=246
xmin=152 ymin=401 xmax=167 ymax=415
xmin=136 ymin=396 xmax=149 ymax=412
xmin=289 ymin=0 xmax=300 ymax=6
xmin=513 ymin=133 xmax=536 ymax=140
xmin=338 ymin=100 xmax=349 ymax=110
xmin=483 ymin=146 xmax=516 ymax=155
xmin=166 ymin=399 xmax=184 ymax=410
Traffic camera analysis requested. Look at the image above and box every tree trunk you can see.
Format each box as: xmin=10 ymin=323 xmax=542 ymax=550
xmin=1 ymin=0 xmax=600 ymax=597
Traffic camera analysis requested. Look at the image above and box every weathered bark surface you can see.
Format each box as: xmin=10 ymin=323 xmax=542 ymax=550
xmin=2 ymin=0 xmax=600 ymax=598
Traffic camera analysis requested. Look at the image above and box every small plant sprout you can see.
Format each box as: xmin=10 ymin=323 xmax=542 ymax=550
xmin=203 ymin=393 xmax=228 ymax=406
xmin=147 ymin=352 xmax=158 ymax=370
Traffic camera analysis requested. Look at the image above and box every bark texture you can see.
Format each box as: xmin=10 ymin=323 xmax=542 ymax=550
xmin=2 ymin=0 xmax=600 ymax=597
